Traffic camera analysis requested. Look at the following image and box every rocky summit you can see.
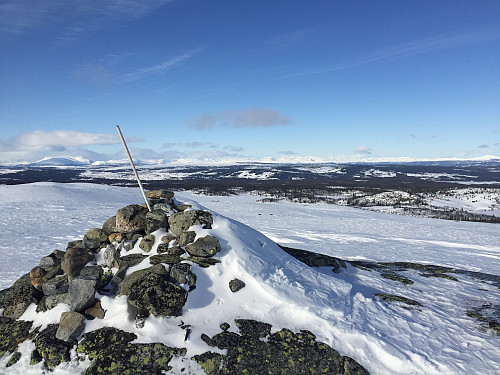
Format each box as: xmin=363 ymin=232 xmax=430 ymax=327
xmin=0 ymin=190 xmax=369 ymax=374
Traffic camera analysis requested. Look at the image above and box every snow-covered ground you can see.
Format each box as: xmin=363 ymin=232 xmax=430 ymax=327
xmin=0 ymin=183 xmax=499 ymax=374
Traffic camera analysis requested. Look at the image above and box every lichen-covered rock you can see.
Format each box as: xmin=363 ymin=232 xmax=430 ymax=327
xmin=186 ymin=235 xmax=221 ymax=257
xmin=0 ymin=317 xmax=33 ymax=357
xmin=118 ymin=253 xmax=148 ymax=268
xmin=39 ymin=253 xmax=61 ymax=270
xmin=77 ymin=327 xmax=185 ymax=375
xmin=119 ymin=264 xmax=169 ymax=296
xmin=168 ymin=210 xmax=213 ymax=236
xmin=37 ymin=292 xmax=70 ymax=312
xmin=102 ymin=215 xmax=117 ymax=234
xmin=61 ymin=247 xmax=94 ymax=279
xmin=145 ymin=209 xmax=169 ymax=234
xmin=149 ymin=253 xmax=182 ymax=265
xmin=116 ymin=204 xmax=148 ymax=233
xmin=139 ymin=234 xmax=156 ymax=252
xmin=33 ymin=324 xmax=73 ymax=369
xmin=56 ymin=311 xmax=85 ymax=342
xmin=6 ymin=351 xmax=22 ymax=367
xmin=2 ymin=273 xmax=43 ymax=319
xmin=127 ymin=272 xmax=188 ymax=317
xmin=188 ymin=256 xmax=221 ymax=268
xmin=146 ymin=190 xmax=174 ymax=200
xmin=229 ymin=278 xmax=246 ymax=293
xmin=85 ymin=228 xmax=109 ymax=243
xmin=194 ymin=319 xmax=369 ymax=375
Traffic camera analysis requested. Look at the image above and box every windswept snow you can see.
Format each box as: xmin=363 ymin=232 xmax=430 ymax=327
xmin=0 ymin=183 xmax=499 ymax=374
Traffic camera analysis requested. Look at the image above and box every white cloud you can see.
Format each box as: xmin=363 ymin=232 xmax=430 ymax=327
xmin=191 ymin=108 xmax=290 ymax=130
xmin=0 ymin=130 xmax=143 ymax=164
xmin=354 ymin=145 xmax=372 ymax=155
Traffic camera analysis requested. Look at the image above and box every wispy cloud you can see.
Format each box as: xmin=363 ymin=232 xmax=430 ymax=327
xmin=478 ymin=144 xmax=489 ymax=149
xmin=289 ymin=29 xmax=500 ymax=77
xmin=278 ymin=150 xmax=298 ymax=155
xmin=190 ymin=108 xmax=291 ymax=130
xmin=119 ymin=48 xmax=202 ymax=83
xmin=354 ymin=145 xmax=372 ymax=155
xmin=0 ymin=0 xmax=173 ymax=42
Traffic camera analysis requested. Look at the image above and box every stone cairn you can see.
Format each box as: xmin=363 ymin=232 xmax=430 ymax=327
xmin=0 ymin=190 xmax=369 ymax=374
xmin=0 ymin=190 xmax=226 ymax=372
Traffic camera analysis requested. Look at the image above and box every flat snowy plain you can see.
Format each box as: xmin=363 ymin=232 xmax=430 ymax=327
xmin=0 ymin=182 xmax=499 ymax=374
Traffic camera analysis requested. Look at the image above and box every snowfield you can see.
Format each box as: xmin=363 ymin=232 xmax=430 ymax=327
xmin=0 ymin=183 xmax=499 ymax=374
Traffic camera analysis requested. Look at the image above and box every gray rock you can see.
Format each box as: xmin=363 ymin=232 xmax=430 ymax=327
xmin=170 ymin=263 xmax=191 ymax=284
xmin=186 ymin=235 xmax=221 ymax=257
xmin=153 ymin=203 xmax=176 ymax=214
xmin=56 ymin=312 xmax=85 ymax=342
xmin=168 ymin=210 xmax=213 ymax=236
xmin=179 ymin=231 xmax=196 ymax=246
xmin=229 ymin=278 xmax=246 ymax=293
xmin=81 ymin=236 xmax=102 ymax=251
xmin=45 ymin=293 xmax=70 ymax=310
xmin=43 ymin=265 xmax=63 ymax=282
xmin=40 ymin=255 xmax=61 ymax=270
xmin=149 ymin=254 xmax=181 ymax=265
xmin=103 ymin=244 xmax=120 ymax=268
xmin=61 ymin=247 xmax=94 ymax=279
xmin=80 ymin=266 xmax=104 ymax=281
xmin=139 ymin=234 xmax=155 ymax=252
xmin=69 ymin=275 xmax=98 ymax=312
xmin=115 ymin=204 xmax=148 ymax=233
xmin=42 ymin=275 xmax=69 ymax=296
xmin=157 ymin=243 xmax=169 ymax=254
xmin=161 ymin=233 xmax=177 ymax=243
xmin=145 ymin=210 xmax=169 ymax=234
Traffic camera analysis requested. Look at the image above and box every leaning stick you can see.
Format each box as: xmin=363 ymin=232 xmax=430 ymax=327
xmin=116 ymin=125 xmax=152 ymax=211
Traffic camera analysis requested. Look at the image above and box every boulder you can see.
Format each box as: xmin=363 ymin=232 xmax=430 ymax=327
xmin=127 ymin=272 xmax=188 ymax=317
xmin=56 ymin=311 xmax=85 ymax=342
xmin=115 ymin=204 xmax=148 ymax=233
xmin=42 ymin=293 xmax=70 ymax=311
xmin=108 ymin=232 xmax=124 ymax=243
xmin=120 ymin=264 xmax=169 ymax=296
xmin=229 ymin=278 xmax=246 ymax=293
xmin=186 ymin=235 xmax=221 ymax=257
xmin=30 ymin=266 xmax=46 ymax=290
xmin=42 ymin=275 xmax=69 ymax=296
xmin=170 ymin=263 xmax=197 ymax=291
xmin=161 ymin=233 xmax=177 ymax=243
xmin=139 ymin=234 xmax=156 ymax=252
xmin=168 ymin=210 xmax=213 ymax=236
xmin=69 ymin=275 xmax=98 ymax=312
xmin=145 ymin=209 xmax=169 ymax=234
xmin=2 ymin=273 xmax=43 ymax=319
xmin=120 ymin=265 xmax=187 ymax=317
xmin=61 ymin=247 xmax=94 ymax=279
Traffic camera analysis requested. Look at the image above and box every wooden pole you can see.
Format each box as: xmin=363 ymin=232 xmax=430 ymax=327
xmin=116 ymin=125 xmax=152 ymax=211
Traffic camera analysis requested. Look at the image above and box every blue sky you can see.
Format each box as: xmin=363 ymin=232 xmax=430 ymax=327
xmin=1 ymin=0 xmax=499 ymax=164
